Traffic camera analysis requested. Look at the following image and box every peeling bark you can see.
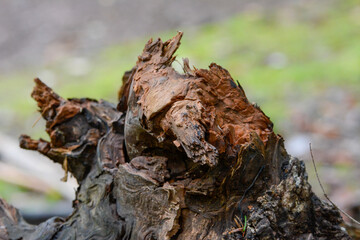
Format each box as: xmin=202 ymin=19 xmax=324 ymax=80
xmin=0 ymin=33 xmax=352 ymax=239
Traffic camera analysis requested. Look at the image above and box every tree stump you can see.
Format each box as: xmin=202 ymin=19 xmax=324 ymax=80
xmin=0 ymin=32 xmax=351 ymax=240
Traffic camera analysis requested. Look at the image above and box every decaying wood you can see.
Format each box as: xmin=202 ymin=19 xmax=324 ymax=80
xmin=0 ymin=33 xmax=352 ymax=239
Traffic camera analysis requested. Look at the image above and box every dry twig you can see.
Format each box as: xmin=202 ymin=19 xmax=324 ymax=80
xmin=309 ymin=143 xmax=360 ymax=226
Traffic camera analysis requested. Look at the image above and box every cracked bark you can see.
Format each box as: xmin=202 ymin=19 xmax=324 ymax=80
xmin=0 ymin=33 xmax=352 ymax=240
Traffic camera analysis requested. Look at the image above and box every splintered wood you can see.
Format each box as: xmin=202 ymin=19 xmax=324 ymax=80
xmin=120 ymin=32 xmax=273 ymax=167
xmin=0 ymin=32 xmax=351 ymax=240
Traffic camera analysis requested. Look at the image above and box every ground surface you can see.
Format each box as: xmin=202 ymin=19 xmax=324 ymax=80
xmin=0 ymin=0 xmax=297 ymax=73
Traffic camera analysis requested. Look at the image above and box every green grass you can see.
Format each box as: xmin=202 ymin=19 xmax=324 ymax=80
xmin=0 ymin=180 xmax=27 ymax=201
xmin=0 ymin=180 xmax=62 ymax=203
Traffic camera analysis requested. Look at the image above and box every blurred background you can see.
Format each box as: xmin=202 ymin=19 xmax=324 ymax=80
xmin=0 ymin=0 xmax=359 ymax=224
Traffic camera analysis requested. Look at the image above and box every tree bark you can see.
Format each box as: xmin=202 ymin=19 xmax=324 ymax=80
xmin=0 ymin=32 xmax=352 ymax=240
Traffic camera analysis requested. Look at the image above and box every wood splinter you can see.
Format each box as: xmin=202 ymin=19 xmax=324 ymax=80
xmin=0 ymin=32 xmax=352 ymax=240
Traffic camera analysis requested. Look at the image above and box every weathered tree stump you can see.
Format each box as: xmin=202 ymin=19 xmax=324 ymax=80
xmin=0 ymin=33 xmax=351 ymax=239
